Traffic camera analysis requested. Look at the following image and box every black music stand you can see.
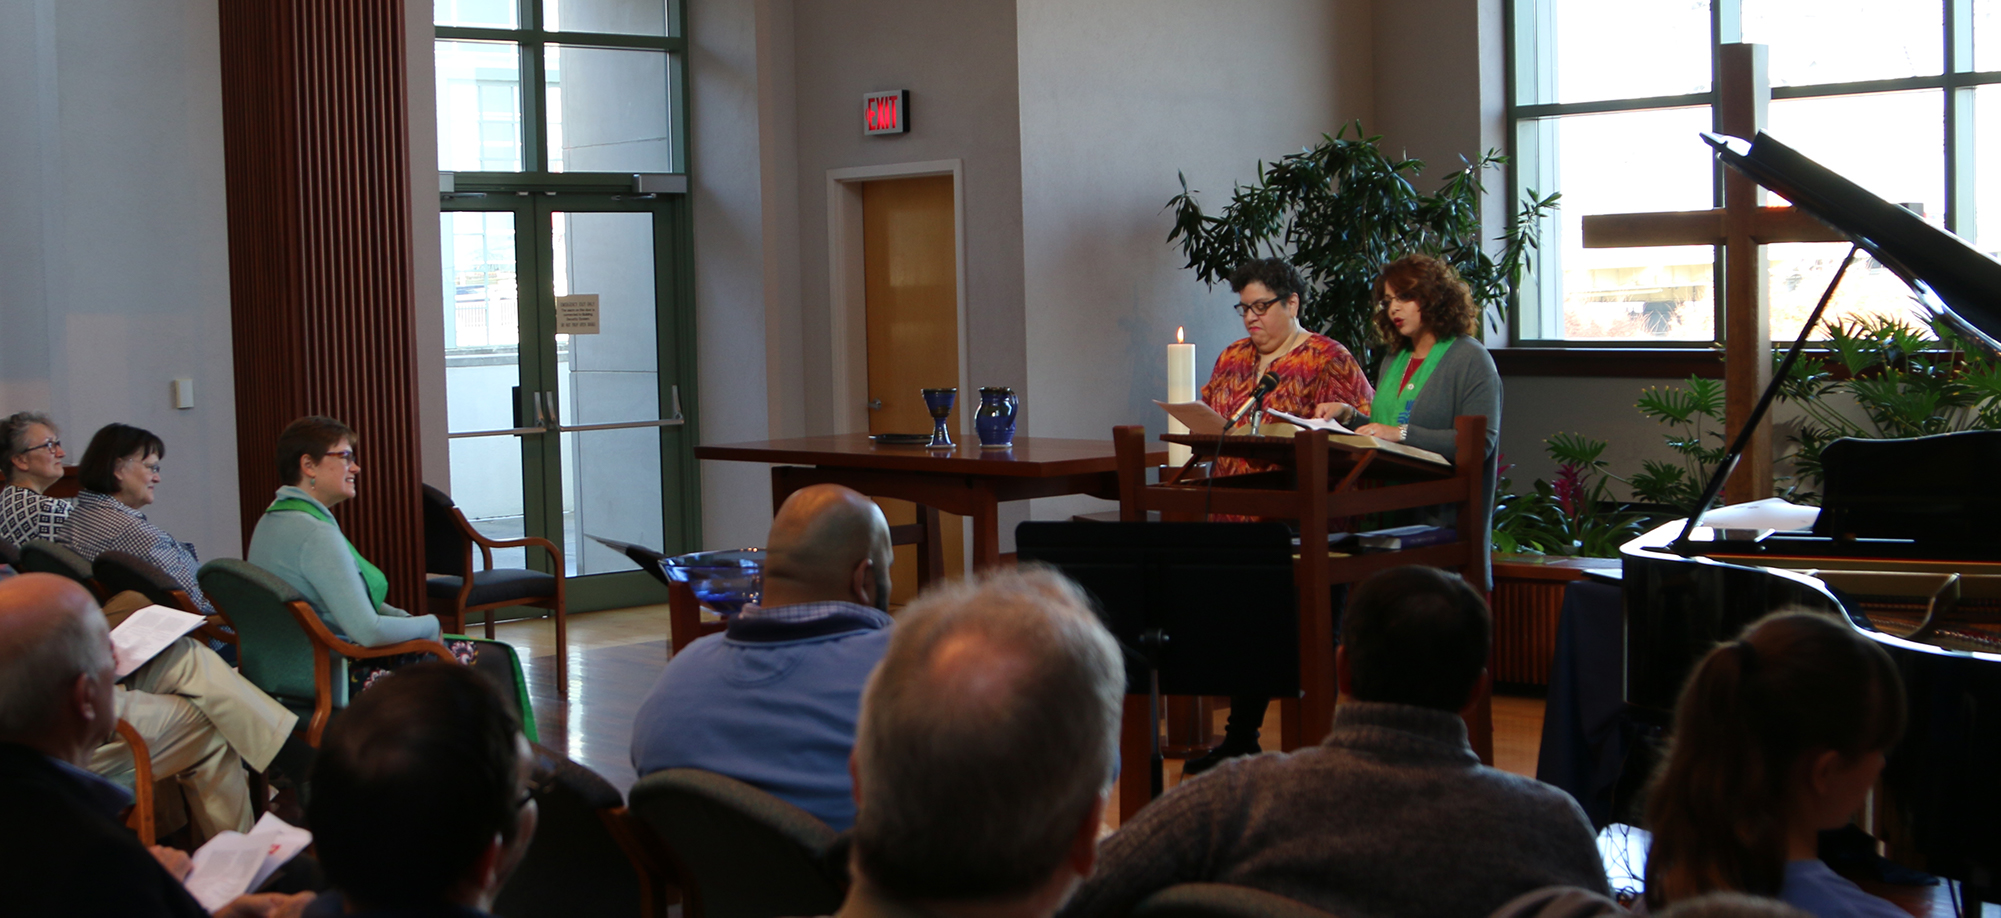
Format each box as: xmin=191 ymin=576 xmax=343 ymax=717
xmin=1015 ymin=521 xmax=1299 ymax=798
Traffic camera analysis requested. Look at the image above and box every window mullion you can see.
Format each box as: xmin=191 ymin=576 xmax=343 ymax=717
xmin=1946 ymin=0 xmax=1973 ymax=236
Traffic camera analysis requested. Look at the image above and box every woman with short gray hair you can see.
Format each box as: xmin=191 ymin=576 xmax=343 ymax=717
xmin=0 ymin=412 xmax=73 ymax=547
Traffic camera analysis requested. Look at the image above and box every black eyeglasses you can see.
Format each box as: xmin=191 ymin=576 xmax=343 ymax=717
xmin=1232 ymin=296 xmax=1286 ymax=318
xmin=22 ymin=438 xmax=60 ymax=454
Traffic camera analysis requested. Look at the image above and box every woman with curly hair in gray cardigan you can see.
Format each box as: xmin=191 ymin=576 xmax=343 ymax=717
xmin=1319 ymin=253 xmax=1503 ymax=589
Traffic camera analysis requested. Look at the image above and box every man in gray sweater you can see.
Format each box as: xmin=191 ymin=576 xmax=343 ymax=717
xmin=1058 ymin=566 xmax=1608 ymax=918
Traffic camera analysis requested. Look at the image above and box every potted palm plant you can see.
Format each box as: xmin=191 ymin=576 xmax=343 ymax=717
xmin=1166 ymin=121 xmax=1559 ymax=371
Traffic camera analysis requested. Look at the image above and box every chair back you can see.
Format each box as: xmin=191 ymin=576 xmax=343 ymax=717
xmin=1131 ymin=885 xmax=1342 ymax=918
xmin=495 ymin=745 xmax=669 ymax=918
xmin=0 ymin=537 xmax=19 ymax=568
xmin=19 ymin=539 xmax=98 ymax=589
xmin=94 ymin=551 xmax=188 ymax=610
xmin=422 ymin=484 xmax=469 ymax=576
xmin=627 ymin=768 xmax=845 ymax=918
xmin=197 ymin=558 xmax=339 ymax=708
xmin=461 ymin=636 xmax=539 ymax=743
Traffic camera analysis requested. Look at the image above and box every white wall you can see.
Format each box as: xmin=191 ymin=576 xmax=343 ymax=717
xmin=1014 ymin=0 xmax=1373 ymax=526
xmin=789 ymin=0 xmax=1027 ymax=432
xmin=0 ymin=0 xmax=242 ymax=557
xmin=409 ymin=0 xmax=450 ymax=491
xmin=689 ymin=0 xmax=782 ymax=551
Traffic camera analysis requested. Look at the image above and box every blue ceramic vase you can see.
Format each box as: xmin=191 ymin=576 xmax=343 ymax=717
xmin=975 ymin=387 xmax=1018 ymax=448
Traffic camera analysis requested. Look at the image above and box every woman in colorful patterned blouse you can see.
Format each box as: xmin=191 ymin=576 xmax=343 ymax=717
xmin=1198 ymin=259 xmax=1374 ymax=479
xmin=1184 ymin=259 xmax=1374 ymax=777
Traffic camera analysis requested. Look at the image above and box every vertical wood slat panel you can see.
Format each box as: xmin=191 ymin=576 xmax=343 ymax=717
xmin=1491 ymin=579 xmax=1569 ymax=686
xmin=220 ymin=0 xmax=424 ymax=612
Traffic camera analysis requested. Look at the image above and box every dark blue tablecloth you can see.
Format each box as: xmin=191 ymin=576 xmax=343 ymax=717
xmin=1535 ymin=579 xmax=1629 ymax=829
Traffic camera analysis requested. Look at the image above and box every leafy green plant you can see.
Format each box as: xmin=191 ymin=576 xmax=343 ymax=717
xmin=1491 ymin=433 xmax=1650 ymax=558
xmin=1166 ymin=122 xmax=1560 ymax=371
xmin=1775 ymin=315 xmax=2001 ymax=495
xmin=1630 ymin=375 xmax=1727 ymax=515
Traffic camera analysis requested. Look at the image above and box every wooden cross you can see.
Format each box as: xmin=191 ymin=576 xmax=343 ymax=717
xmin=1580 ymin=44 xmax=1845 ymax=505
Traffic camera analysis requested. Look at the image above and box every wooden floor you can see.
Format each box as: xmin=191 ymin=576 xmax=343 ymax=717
xmin=492 ymin=605 xmax=1548 ymax=798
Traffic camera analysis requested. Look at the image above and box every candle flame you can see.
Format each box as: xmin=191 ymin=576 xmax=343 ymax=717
xmin=1176 ymin=326 xmax=1185 ymax=343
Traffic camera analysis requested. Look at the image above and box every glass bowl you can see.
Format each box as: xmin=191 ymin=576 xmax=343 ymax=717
xmin=659 ymin=548 xmax=764 ymax=615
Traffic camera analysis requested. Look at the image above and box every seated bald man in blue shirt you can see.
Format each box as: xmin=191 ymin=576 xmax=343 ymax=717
xmin=630 ymin=483 xmax=894 ymax=831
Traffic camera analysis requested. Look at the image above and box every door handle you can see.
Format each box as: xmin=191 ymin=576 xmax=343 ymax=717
xmin=868 ymin=398 xmax=883 ymax=411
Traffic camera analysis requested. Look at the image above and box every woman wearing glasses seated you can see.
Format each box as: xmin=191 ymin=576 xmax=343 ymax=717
xmin=1198 ymin=258 xmax=1375 ymax=479
xmin=0 ymin=412 xmax=73 ymax=547
xmin=64 ymin=423 xmax=219 ymax=616
xmin=249 ymin=416 xmax=464 ymax=691
xmin=1185 ymin=260 xmax=1375 ymax=776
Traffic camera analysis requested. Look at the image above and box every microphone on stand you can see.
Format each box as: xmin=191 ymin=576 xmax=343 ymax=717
xmin=1226 ymin=372 xmax=1281 ymax=430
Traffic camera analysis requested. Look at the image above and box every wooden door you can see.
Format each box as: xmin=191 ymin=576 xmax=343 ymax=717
xmin=862 ymin=175 xmax=964 ymax=603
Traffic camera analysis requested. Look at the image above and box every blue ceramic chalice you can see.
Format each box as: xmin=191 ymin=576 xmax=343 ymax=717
xmin=922 ymin=387 xmax=957 ymax=448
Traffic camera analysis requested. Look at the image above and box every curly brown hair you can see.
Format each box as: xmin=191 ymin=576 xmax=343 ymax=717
xmin=1371 ymin=254 xmax=1478 ymax=352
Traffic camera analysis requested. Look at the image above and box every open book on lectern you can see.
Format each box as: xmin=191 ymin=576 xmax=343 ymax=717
xmin=1151 ymin=401 xmax=1449 ymax=467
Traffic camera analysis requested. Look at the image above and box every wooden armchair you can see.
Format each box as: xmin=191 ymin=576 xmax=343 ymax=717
xmin=18 ymin=539 xmax=105 ymax=600
xmin=197 ymin=558 xmax=463 ymax=746
xmin=113 ymin=719 xmax=157 ymax=845
xmin=422 ymin=485 xmax=569 ymax=689
xmin=93 ymin=550 xmax=237 ymax=649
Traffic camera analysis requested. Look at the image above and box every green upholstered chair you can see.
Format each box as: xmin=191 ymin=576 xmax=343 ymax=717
xmin=18 ymin=539 xmax=102 ymax=598
xmin=197 ymin=558 xmax=461 ymax=745
xmin=0 ymin=536 xmax=20 ymax=569
xmin=196 ymin=558 xmax=539 ymax=746
xmin=1131 ymin=884 xmax=1342 ymax=918
xmin=627 ymin=768 xmax=846 ymax=918
xmin=494 ymin=744 xmax=677 ymax=918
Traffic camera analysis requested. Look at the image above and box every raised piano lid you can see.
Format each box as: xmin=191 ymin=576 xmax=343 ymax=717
xmin=1704 ymin=131 xmax=2001 ymax=357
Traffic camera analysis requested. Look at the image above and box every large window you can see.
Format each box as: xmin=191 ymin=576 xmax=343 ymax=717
xmin=1510 ymin=0 xmax=2001 ymax=345
xmin=435 ymin=0 xmax=700 ymax=611
xmin=436 ymin=0 xmax=683 ymax=178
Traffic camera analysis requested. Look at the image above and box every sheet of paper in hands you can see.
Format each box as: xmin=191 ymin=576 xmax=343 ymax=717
xmin=1153 ymin=400 xmax=1229 ymax=435
xmin=1264 ymin=408 xmax=1356 ymax=435
xmin=111 ymin=604 xmax=208 ymax=679
xmin=183 ymin=813 xmax=313 ymax=911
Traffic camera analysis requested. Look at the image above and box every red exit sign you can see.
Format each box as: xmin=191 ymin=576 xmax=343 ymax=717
xmin=863 ymin=90 xmax=909 ymax=135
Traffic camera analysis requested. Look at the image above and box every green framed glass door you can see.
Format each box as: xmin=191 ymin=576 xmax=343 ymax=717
xmin=442 ymin=190 xmax=698 ymax=612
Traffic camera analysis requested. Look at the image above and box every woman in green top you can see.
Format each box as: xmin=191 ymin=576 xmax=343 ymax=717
xmin=1319 ymin=254 xmax=1501 ymax=589
xmin=248 ymin=416 xmax=468 ymax=691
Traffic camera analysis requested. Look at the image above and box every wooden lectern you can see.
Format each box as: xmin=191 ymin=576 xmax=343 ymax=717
xmin=1110 ymin=417 xmax=1489 ymax=820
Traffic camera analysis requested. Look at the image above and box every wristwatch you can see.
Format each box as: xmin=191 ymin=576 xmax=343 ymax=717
xmin=1397 ymin=423 xmax=1409 ymax=442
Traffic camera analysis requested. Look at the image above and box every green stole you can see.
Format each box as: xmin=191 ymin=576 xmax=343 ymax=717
xmin=267 ymin=497 xmax=389 ymax=610
xmin=1370 ymin=336 xmax=1456 ymax=427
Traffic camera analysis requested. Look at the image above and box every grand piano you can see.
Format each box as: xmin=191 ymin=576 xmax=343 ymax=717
xmin=1622 ymin=132 xmax=2001 ymax=905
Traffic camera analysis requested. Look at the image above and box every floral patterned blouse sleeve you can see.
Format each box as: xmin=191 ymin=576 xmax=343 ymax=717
xmin=1305 ymin=335 xmax=1374 ymax=416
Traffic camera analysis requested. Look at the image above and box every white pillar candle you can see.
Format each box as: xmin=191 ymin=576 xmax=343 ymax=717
xmin=1167 ymin=327 xmax=1195 ymax=467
